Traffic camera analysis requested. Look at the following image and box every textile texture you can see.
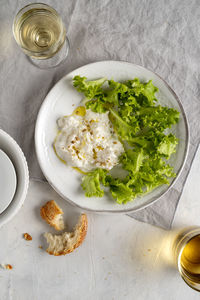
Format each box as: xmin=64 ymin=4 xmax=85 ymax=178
xmin=0 ymin=0 xmax=199 ymax=228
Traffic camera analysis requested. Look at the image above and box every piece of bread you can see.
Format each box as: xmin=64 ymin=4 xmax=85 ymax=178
xmin=44 ymin=214 xmax=88 ymax=256
xmin=40 ymin=200 xmax=65 ymax=231
xmin=1 ymin=264 xmax=13 ymax=270
xmin=23 ymin=233 xmax=32 ymax=241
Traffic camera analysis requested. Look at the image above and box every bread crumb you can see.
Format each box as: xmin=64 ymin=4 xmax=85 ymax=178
xmin=1 ymin=264 xmax=13 ymax=270
xmin=6 ymin=264 xmax=12 ymax=270
xmin=23 ymin=233 xmax=32 ymax=241
xmin=40 ymin=200 xmax=65 ymax=231
xmin=148 ymin=249 xmax=151 ymax=252
xmin=38 ymin=245 xmax=43 ymax=249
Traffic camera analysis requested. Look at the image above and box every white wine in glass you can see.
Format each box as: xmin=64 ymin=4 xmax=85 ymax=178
xmin=13 ymin=3 xmax=69 ymax=68
xmin=173 ymin=227 xmax=200 ymax=292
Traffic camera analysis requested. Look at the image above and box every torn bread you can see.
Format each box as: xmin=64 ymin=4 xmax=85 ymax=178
xmin=40 ymin=200 xmax=64 ymax=231
xmin=44 ymin=214 xmax=88 ymax=256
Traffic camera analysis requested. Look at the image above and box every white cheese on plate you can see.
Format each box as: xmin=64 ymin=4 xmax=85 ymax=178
xmin=54 ymin=109 xmax=124 ymax=172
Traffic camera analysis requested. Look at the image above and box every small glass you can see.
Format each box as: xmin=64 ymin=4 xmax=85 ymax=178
xmin=12 ymin=3 xmax=70 ymax=68
xmin=172 ymin=227 xmax=200 ymax=292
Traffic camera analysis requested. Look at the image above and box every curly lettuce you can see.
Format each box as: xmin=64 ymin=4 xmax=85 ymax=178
xmin=73 ymin=76 xmax=180 ymax=204
xmin=81 ymin=169 xmax=108 ymax=197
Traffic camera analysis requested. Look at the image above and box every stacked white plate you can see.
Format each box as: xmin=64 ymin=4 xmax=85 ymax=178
xmin=0 ymin=130 xmax=29 ymax=227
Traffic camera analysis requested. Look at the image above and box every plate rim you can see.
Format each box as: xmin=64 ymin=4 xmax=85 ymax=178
xmin=35 ymin=60 xmax=189 ymax=213
xmin=0 ymin=149 xmax=17 ymax=213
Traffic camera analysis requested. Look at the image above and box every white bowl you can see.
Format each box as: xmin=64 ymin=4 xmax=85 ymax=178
xmin=0 ymin=130 xmax=29 ymax=227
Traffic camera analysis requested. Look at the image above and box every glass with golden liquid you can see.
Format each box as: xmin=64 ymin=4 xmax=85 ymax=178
xmin=173 ymin=227 xmax=200 ymax=291
xmin=13 ymin=3 xmax=69 ymax=68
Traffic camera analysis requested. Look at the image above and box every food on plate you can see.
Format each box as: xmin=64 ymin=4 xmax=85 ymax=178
xmin=23 ymin=233 xmax=32 ymax=241
xmin=44 ymin=213 xmax=88 ymax=256
xmin=54 ymin=76 xmax=180 ymax=204
xmin=40 ymin=200 xmax=64 ymax=231
xmin=54 ymin=109 xmax=124 ymax=171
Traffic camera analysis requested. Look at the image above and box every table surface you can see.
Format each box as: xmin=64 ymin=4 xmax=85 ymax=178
xmin=1 ymin=0 xmax=200 ymax=299
xmin=0 ymin=151 xmax=199 ymax=300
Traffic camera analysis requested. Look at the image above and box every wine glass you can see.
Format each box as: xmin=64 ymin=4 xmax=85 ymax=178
xmin=13 ymin=3 xmax=70 ymax=68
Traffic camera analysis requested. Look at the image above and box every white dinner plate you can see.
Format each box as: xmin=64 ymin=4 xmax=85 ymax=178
xmin=0 ymin=129 xmax=29 ymax=227
xmin=0 ymin=149 xmax=17 ymax=213
xmin=35 ymin=61 xmax=189 ymax=213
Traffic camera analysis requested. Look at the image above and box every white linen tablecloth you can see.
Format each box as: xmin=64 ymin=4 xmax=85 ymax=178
xmin=0 ymin=0 xmax=199 ymax=228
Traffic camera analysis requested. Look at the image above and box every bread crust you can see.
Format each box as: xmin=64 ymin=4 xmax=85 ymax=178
xmin=45 ymin=214 xmax=88 ymax=256
xmin=40 ymin=200 xmax=64 ymax=230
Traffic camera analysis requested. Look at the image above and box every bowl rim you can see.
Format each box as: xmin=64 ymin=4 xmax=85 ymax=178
xmin=0 ymin=129 xmax=29 ymax=226
xmin=35 ymin=60 xmax=189 ymax=213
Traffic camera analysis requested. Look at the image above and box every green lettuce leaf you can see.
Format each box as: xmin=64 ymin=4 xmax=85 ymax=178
xmin=109 ymin=108 xmax=139 ymax=141
xmin=137 ymin=106 xmax=180 ymax=131
xmin=120 ymin=148 xmax=145 ymax=173
xmin=126 ymin=78 xmax=158 ymax=105
xmin=109 ymin=180 xmax=135 ymax=204
xmin=73 ymin=76 xmax=107 ymax=100
xmin=105 ymin=80 xmax=129 ymax=106
xmin=85 ymin=98 xmax=107 ymax=113
xmin=157 ymin=134 xmax=178 ymax=158
xmin=81 ymin=169 xmax=108 ymax=197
